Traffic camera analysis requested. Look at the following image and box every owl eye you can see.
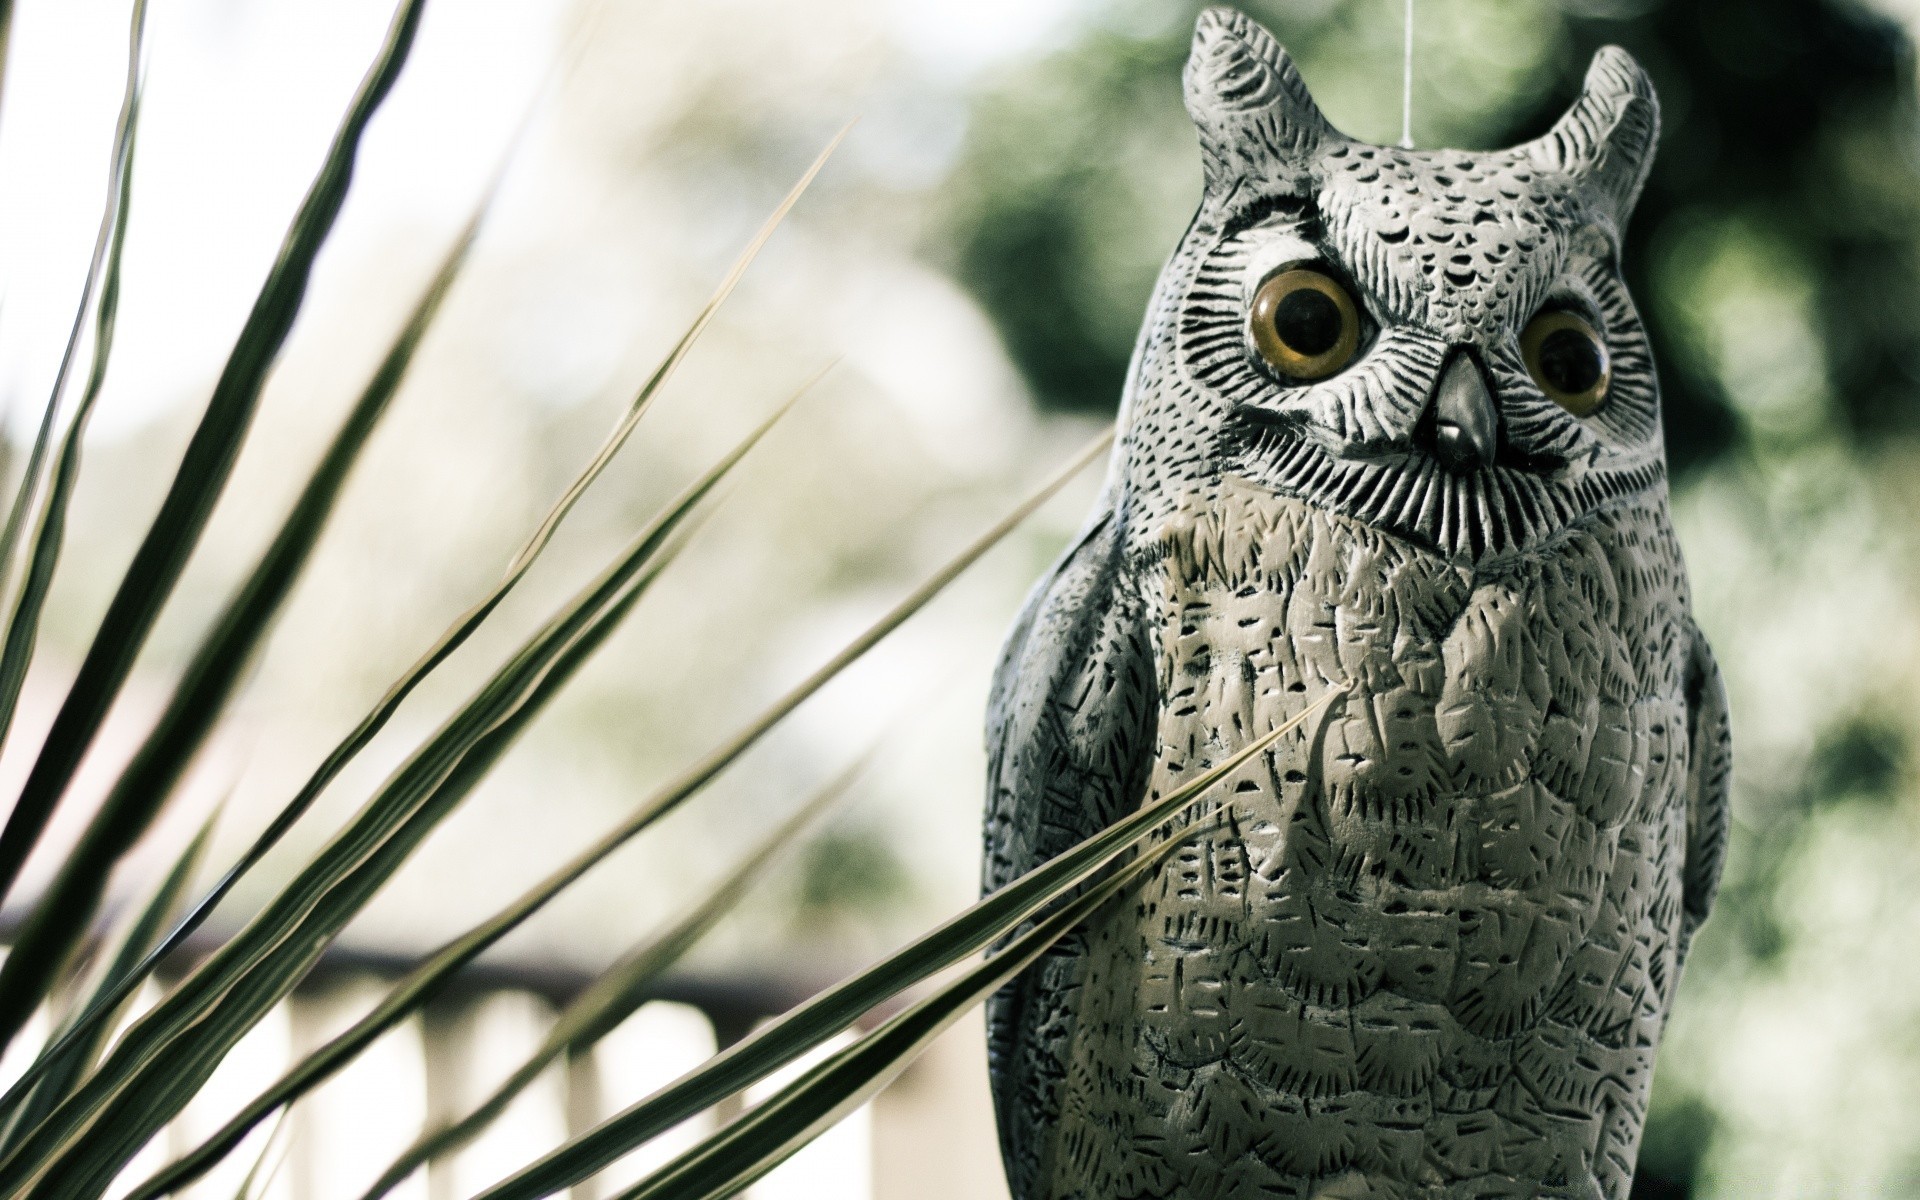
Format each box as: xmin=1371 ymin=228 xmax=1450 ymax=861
xmin=1249 ymin=267 xmax=1362 ymax=382
xmin=1521 ymin=309 xmax=1610 ymax=416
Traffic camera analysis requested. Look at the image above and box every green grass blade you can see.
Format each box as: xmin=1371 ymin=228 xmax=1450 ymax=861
xmin=12 ymin=535 xmax=687 ymax=1200
xmin=0 ymin=169 xmax=497 ymax=1062
xmin=0 ymin=391 xmax=786 ymax=1196
xmin=473 ymin=685 xmax=1343 ymax=1200
xmin=0 ymin=0 xmax=430 ymax=931
xmin=0 ymin=421 xmax=1097 ymax=1197
xmin=0 ymin=103 xmax=141 ymax=761
xmin=112 ymin=428 xmax=1108 ymax=1200
xmin=0 ymin=0 xmax=143 ymax=638
xmin=501 ymin=123 xmax=847 ymax=584
xmin=0 ymin=131 xmax=847 ymax=1102
xmin=73 ymin=804 xmax=221 ymax=1030
xmin=0 ymin=2 xmax=17 ymax=136
xmin=0 ymin=122 xmax=842 ymax=1126
xmin=291 ymin=758 xmax=862 ymax=1200
xmin=617 ymin=837 xmax=1187 ymax=1200
xmin=0 ymin=369 xmax=810 ymax=1170
xmin=0 ymin=804 xmax=220 ymax=1152
xmin=163 ymin=131 xmax=841 ymax=912
xmin=227 ymin=1109 xmax=290 ymax=1200
xmin=563 ymin=429 xmax=1114 ymax=855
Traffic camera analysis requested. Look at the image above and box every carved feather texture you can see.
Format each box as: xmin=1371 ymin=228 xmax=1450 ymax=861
xmin=984 ymin=9 xmax=1727 ymax=1200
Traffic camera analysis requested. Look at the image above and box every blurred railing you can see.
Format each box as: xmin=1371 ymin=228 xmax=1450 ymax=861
xmin=0 ymin=941 xmax=873 ymax=1200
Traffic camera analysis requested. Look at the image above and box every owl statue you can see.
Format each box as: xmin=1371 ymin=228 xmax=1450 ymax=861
xmin=980 ymin=9 xmax=1733 ymax=1199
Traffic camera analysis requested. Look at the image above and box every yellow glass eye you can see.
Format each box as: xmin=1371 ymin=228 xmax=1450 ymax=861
xmin=1249 ymin=268 xmax=1362 ymax=381
xmin=1521 ymin=309 xmax=1611 ymax=416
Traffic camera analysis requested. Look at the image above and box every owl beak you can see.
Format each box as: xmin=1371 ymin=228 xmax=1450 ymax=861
xmin=1422 ymin=351 xmax=1499 ymax=472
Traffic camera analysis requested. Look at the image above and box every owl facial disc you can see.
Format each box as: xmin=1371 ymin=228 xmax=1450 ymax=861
xmin=1119 ymin=6 xmax=1671 ymax=559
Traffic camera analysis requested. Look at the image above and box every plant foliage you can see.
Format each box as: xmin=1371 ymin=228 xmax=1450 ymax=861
xmin=0 ymin=2 xmax=1342 ymax=1197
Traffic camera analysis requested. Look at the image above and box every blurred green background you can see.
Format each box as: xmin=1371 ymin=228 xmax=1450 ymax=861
xmin=4 ymin=0 xmax=1920 ymax=1195
xmin=941 ymin=2 xmax=1920 ymax=1193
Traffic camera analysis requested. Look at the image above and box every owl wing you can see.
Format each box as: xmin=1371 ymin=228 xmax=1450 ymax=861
xmin=982 ymin=503 xmax=1157 ymax=1198
xmin=1679 ymin=620 xmax=1732 ymax=965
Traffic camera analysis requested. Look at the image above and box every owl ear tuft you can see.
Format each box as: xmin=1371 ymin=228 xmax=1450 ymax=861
xmin=1184 ymin=7 xmax=1338 ymax=193
xmin=1527 ymin=47 xmax=1661 ymax=231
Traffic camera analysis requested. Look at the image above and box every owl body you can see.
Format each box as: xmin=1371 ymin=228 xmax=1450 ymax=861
xmin=1036 ymin=482 xmax=1691 ymax=1199
xmin=983 ymin=10 xmax=1730 ymax=1200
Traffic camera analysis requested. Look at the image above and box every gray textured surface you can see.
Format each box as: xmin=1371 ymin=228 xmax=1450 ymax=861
xmin=980 ymin=10 xmax=1733 ymax=1198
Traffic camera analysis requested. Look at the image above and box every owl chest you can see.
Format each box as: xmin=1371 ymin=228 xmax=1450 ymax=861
xmin=1120 ymin=482 xmax=1694 ymax=1025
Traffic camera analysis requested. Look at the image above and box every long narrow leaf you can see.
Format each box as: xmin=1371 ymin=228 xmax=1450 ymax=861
xmin=0 ymin=0 xmax=144 ymax=648
xmin=0 ymin=163 xmax=498 ymax=1056
xmin=0 ymin=130 xmax=848 ymax=1117
xmin=620 ymin=834 xmax=1190 ymax=1200
xmin=0 ymin=804 xmax=220 ymax=1152
xmin=72 ymin=803 xmax=221 ymax=1029
xmin=19 ymin=526 xmax=695 ymax=1200
xmin=0 ymin=388 xmax=795 ymax=1196
xmin=227 ymin=1109 xmax=290 ymax=1200
xmin=0 ymin=106 xmax=141 ymax=763
xmin=0 ymin=2 xmax=17 ymax=139
xmin=475 ymin=684 xmax=1344 ymax=1200
xmin=0 ymin=0 xmax=430 ymax=950
xmin=111 ymin=428 xmax=1103 ymax=1199
xmin=652 ymin=695 xmax=1338 ymax=1200
xmin=502 ymin=123 xmax=848 ymax=585
xmin=111 ymin=430 xmax=1109 ymax=1200
xmin=0 ymin=368 xmax=807 ymax=1168
xmin=348 ymin=757 xmax=865 ymax=1200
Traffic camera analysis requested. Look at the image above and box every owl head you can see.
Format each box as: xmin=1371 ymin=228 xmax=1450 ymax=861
xmin=1117 ymin=7 xmax=1666 ymax=560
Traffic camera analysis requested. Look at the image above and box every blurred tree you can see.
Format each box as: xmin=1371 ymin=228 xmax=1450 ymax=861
xmin=1512 ymin=0 xmax=1917 ymax=468
xmin=940 ymin=32 xmax=1197 ymax=427
xmin=789 ymin=822 xmax=918 ymax=942
xmin=941 ymin=0 xmax=1919 ymax=479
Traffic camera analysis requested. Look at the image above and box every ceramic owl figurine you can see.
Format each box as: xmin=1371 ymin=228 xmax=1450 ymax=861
xmin=980 ymin=9 xmax=1733 ymax=1199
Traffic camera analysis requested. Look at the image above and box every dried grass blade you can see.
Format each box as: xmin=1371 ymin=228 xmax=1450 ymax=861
xmin=226 ymin=1106 xmax=290 ymax=1200
xmin=504 ymin=122 xmax=849 ymax=582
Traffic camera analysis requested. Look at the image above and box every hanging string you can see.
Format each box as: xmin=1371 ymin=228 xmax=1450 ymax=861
xmin=1400 ymin=0 xmax=1415 ymax=148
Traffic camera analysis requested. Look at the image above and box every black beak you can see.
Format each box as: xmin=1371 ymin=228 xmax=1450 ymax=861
xmin=1422 ymin=351 xmax=1499 ymax=472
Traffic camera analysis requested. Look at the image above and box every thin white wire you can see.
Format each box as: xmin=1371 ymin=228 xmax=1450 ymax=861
xmin=1400 ymin=0 xmax=1415 ymax=148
